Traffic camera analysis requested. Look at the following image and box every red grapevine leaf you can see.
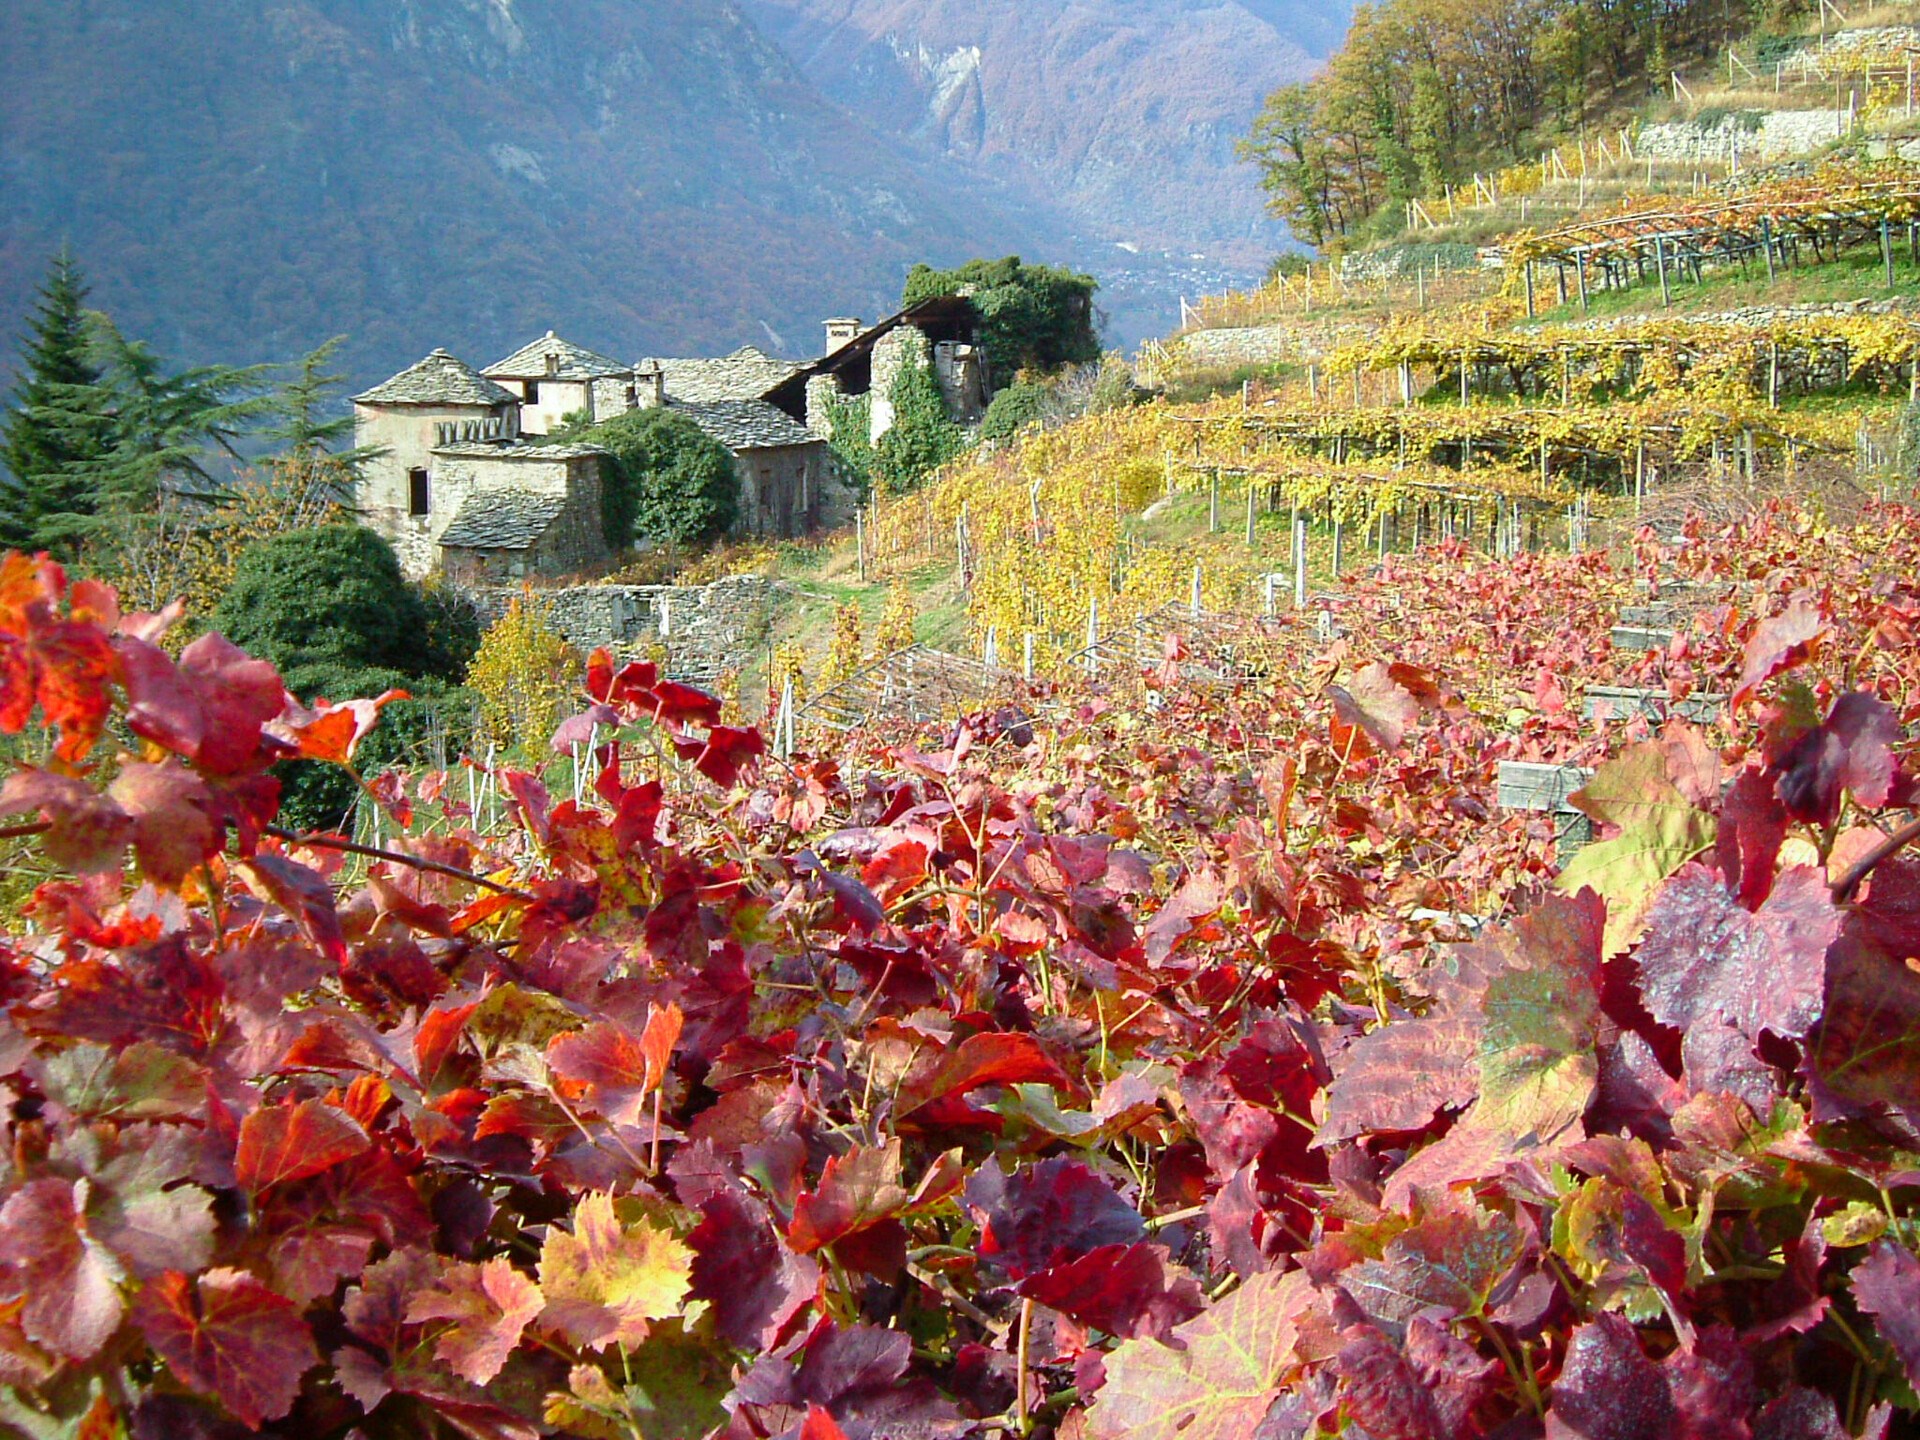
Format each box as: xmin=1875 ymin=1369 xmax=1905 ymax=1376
xmin=965 ymin=1157 xmax=1145 ymax=1281
xmin=1851 ymin=1240 xmax=1920 ymax=1389
xmin=1340 ymin=1200 xmax=1528 ymax=1332
xmin=174 ymin=632 xmax=287 ymax=777
xmin=1329 ymin=660 xmax=1420 ymax=757
xmin=788 ymin=1140 xmax=910 ymax=1255
xmin=636 ymin=1001 xmax=683 ymax=1091
xmin=0 ymin=768 xmax=130 ymax=874
xmin=1141 ymin=867 xmax=1225 ymax=967
xmin=234 ymin=1098 xmax=371 ymax=1192
xmin=548 ymin=1020 xmax=656 ymax=1127
xmin=1015 ymin=1242 xmax=1205 ymax=1340
xmin=405 ymin=1256 xmax=544 ymax=1386
xmin=132 ymin=1267 xmax=318 ymax=1428
xmin=674 ymin=723 xmax=766 ymax=788
xmin=1544 ymin=1313 xmax=1672 ymax=1440
xmin=1332 ymin=1318 xmax=1496 ymax=1440
xmin=0 ymin=1178 xmax=125 ymax=1359
xmin=1637 ymin=864 xmax=1841 ymax=1096
xmin=729 ymin=1320 xmax=959 ymax=1437
xmin=240 ymin=852 xmax=348 ymax=967
xmin=800 ymin=1405 xmax=852 ymax=1440
xmin=1088 ymin=1267 xmax=1315 ymax=1440
xmin=1769 ymin=690 xmax=1900 ymax=825
xmin=646 ymin=680 xmax=724 ymax=729
xmin=1732 ymin=594 xmax=1826 ymax=707
xmin=896 ymin=1031 xmax=1068 ymax=1126
xmin=1714 ymin=767 xmax=1789 ymax=909
xmin=689 ymin=1185 xmax=821 ymax=1350
xmin=110 ymin=760 xmax=216 ymax=887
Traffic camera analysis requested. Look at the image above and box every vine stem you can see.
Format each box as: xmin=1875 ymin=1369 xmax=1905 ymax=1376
xmin=1014 ymin=1297 xmax=1035 ymax=1437
xmin=264 ymin=824 xmax=538 ymax=902
xmin=1832 ymin=814 xmax=1920 ymax=904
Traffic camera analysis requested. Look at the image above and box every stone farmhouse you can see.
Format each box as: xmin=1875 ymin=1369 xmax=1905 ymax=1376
xmin=353 ymin=299 xmax=990 ymax=582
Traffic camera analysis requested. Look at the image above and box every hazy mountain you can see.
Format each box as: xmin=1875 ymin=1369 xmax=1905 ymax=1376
xmin=0 ymin=0 xmax=1345 ymax=392
xmin=0 ymin=0 xmax=1064 ymax=391
xmin=736 ymin=0 xmax=1336 ymax=265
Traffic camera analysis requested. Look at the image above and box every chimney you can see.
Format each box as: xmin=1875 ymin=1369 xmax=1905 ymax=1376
xmin=824 ymin=317 xmax=864 ymax=352
xmin=635 ymin=360 xmax=666 ymax=409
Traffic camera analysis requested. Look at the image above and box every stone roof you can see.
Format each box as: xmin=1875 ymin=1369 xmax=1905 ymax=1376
xmin=431 ymin=441 xmax=607 ymax=460
xmin=437 ymin=492 xmax=570 ymax=551
xmin=673 ymin=399 xmax=819 ymax=452
xmin=647 ymin=346 xmax=803 ymax=404
xmin=355 ymin=349 xmax=517 ymax=407
xmin=486 ymin=331 xmax=632 ymax=381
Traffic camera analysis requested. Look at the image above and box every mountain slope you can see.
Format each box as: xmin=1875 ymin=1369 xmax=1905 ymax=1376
xmin=0 ymin=0 xmax=1066 ymax=390
xmin=736 ymin=0 xmax=1337 ymax=267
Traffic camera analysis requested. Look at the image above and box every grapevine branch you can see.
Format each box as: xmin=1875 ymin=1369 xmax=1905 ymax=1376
xmin=264 ymin=824 xmax=538 ymax=902
xmin=1832 ymin=815 xmax=1920 ymax=905
xmin=2 ymin=818 xmax=535 ymax=903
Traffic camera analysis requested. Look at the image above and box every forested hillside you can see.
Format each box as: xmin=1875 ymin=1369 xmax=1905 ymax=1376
xmin=1243 ymin=0 xmax=1768 ymax=245
xmin=0 ymin=0 xmax=1053 ymax=390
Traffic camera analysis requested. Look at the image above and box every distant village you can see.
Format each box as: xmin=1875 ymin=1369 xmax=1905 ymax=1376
xmin=355 ymin=300 xmax=990 ymax=582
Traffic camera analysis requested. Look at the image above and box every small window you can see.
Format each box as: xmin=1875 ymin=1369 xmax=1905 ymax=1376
xmin=408 ymin=468 xmax=430 ymax=517
xmin=524 ymin=378 xmax=541 ymax=405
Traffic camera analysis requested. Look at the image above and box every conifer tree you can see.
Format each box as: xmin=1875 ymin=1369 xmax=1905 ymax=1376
xmin=0 ymin=252 xmax=112 ymax=554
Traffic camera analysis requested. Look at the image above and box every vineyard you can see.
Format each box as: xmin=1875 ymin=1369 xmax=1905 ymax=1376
xmin=0 ymin=497 xmax=1918 ymax=1437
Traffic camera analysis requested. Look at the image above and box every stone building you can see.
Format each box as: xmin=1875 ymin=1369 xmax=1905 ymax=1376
xmin=353 ymin=349 xmax=609 ymax=581
xmin=484 ymin=332 xmax=637 ymax=435
xmin=354 ymin=301 xmax=985 ymax=578
xmin=764 ymin=296 xmax=989 ymax=445
xmin=637 ymin=345 xmax=842 ymax=532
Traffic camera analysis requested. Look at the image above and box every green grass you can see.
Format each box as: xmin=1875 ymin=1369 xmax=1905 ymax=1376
xmin=1524 ymin=246 xmax=1920 ymax=328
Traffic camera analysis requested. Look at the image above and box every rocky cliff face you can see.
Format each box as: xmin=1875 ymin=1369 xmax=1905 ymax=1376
xmin=737 ymin=0 xmax=1336 ymax=266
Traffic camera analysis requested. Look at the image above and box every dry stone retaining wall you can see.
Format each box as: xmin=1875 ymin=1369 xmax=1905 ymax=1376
xmin=471 ymin=575 xmax=785 ymax=685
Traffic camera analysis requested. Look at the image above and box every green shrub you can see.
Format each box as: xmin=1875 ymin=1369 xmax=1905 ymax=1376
xmin=980 ymin=381 xmax=1050 ymax=443
xmin=903 ymin=257 xmax=1100 ymax=379
xmin=273 ymin=662 xmax=477 ymax=832
xmin=585 ymin=408 xmax=738 ymax=550
xmin=211 ymin=524 xmax=437 ymax=678
xmin=872 ymin=355 xmax=966 ymax=495
xmin=821 ymin=390 xmax=874 ymax=498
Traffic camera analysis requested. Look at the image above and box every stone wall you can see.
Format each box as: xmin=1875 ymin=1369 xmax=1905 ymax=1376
xmin=1635 ymin=110 xmax=1845 ymax=165
xmin=1338 ymin=243 xmax=1480 ymax=284
xmin=472 ymin=575 xmax=785 ymax=685
xmin=870 ymin=326 xmax=931 ymax=442
xmin=355 ymin=400 xmax=514 ymax=578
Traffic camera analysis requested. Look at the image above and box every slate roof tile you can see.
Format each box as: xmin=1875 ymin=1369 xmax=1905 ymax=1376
xmin=437 ymin=491 xmax=570 ymax=551
xmin=355 ymin=349 xmax=517 ymax=407
xmin=673 ymin=399 xmax=819 ymax=452
xmin=646 ymin=346 xmax=803 ymax=404
xmin=485 ymin=331 xmax=632 ymax=381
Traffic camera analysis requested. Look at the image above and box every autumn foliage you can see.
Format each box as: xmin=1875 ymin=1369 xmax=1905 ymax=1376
xmin=0 ymin=508 xmax=1916 ymax=1437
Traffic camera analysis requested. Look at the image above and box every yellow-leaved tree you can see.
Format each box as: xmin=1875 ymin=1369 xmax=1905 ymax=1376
xmin=466 ymin=593 xmax=580 ymax=756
